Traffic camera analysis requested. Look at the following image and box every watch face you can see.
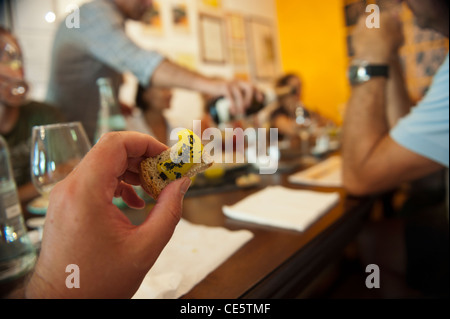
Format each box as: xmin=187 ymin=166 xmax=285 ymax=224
xmin=348 ymin=61 xmax=389 ymax=85
xmin=348 ymin=65 xmax=369 ymax=85
xmin=348 ymin=66 xmax=359 ymax=82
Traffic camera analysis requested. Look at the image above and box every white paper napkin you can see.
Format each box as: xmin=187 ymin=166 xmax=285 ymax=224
xmin=132 ymin=219 xmax=253 ymax=299
xmin=222 ymin=186 xmax=340 ymax=232
xmin=288 ymin=155 xmax=342 ymax=187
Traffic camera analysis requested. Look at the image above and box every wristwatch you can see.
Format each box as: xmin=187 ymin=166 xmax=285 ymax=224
xmin=348 ymin=60 xmax=389 ymax=85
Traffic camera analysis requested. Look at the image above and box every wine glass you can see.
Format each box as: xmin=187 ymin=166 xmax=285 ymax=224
xmin=30 ymin=122 xmax=91 ymax=199
xmin=295 ymin=104 xmax=314 ymax=155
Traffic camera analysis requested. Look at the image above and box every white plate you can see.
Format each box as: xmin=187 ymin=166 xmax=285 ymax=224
xmin=27 ymin=196 xmax=49 ymax=215
xmin=26 ymin=217 xmax=46 ymax=229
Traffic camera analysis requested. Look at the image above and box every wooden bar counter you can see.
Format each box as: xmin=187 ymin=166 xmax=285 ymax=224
xmin=124 ymin=158 xmax=374 ymax=299
xmin=2 ymin=155 xmax=374 ymax=299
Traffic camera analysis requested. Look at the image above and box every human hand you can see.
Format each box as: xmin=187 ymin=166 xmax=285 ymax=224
xmin=352 ymin=10 xmax=404 ymax=64
xmin=119 ymin=101 xmax=134 ymax=117
xmin=25 ymin=132 xmax=191 ymax=299
xmin=210 ymin=79 xmax=265 ymax=116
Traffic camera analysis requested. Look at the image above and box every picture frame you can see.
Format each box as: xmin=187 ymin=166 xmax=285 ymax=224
xmin=171 ymin=0 xmax=190 ymax=34
xmin=198 ymin=13 xmax=227 ymax=64
xmin=227 ymin=13 xmax=246 ymax=41
xmin=247 ymin=18 xmax=277 ymax=81
xmin=141 ymin=0 xmax=163 ymax=36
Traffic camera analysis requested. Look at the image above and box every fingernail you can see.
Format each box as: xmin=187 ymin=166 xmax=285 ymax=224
xmin=180 ymin=177 xmax=192 ymax=195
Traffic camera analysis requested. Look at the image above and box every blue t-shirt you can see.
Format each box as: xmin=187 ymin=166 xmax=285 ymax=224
xmin=391 ymin=53 xmax=449 ymax=167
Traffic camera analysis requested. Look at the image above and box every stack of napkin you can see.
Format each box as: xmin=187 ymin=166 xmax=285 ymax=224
xmin=133 ymin=219 xmax=253 ymax=299
xmin=288 ymin=155 xmax=343 ymax=187
xmin=223 ymin=186 xmax=340 ymax=232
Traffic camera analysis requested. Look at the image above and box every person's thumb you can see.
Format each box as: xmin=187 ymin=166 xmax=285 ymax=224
xmin=134 ymin=177 xmax=191 ymax=263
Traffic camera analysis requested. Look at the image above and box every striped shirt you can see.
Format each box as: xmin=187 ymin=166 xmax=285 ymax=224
xmin=46 ymin=0 xmax=165 ymax=142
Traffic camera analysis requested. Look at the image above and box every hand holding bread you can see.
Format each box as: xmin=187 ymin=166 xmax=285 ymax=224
xmin=26 ymin=132 xmax=192 ymax=298
xmin=140 ymin=129 xmax=213 ymax=199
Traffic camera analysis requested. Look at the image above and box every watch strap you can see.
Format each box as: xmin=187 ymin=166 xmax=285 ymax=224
xmin=365 ymin=65 xmax=389 ymax=77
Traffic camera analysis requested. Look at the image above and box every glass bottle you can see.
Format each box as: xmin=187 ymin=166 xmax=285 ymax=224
xmin=0 ymin=135 xmax=36 ymax=283
xmin=207 ymin=85 xmax=298 ymax=125
xmin=208 ymin=94 xmax=267 ymax=125
xmin=94 ymin=77 xmax=127 ymax=142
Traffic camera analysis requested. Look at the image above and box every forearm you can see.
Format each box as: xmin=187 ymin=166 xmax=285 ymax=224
xmin=340 ymin=11 xmax=442 ymax=196
xmin=386 ymin=55 xmax=413 ymax=127
xmin=149 ymin=59 xmax=219 ymax=96
xmin=149 ymin=59 xmax=261 ymax=115
xmin=342 ymin=78 xmax=389 ymax=189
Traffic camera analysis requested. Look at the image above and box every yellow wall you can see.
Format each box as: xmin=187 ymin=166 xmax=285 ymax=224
xmin=275 ymin=0 xmax=350 ymax=124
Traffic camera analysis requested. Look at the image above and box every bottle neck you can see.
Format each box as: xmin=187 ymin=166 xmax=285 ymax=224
xmin=208 ymin=94 xmax=268 ymax=125
xmin=0 ymin=135 xmax=14 ymax=182
xmin=95 ymin=77 xmax=127 ymax=138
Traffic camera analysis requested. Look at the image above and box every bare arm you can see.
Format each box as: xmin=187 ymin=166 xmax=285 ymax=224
xmin=149 ymin=59 xmax=262 ymax=115
xmin=386 ymin=55 xmax=414 ymax=127
xmin=342 ymin=78 xmax=442 ymax=196
xmin=342 ymin=12 xmax=443 ymax=196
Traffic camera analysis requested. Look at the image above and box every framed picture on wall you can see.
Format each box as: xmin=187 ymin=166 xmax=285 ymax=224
xmin=171 ymin=0 xmax=190 ymax=34
xmin=141 ymin=0 xmax=163 ymax=35
xmin=247 ymin=18 xmax=277 ymax=81
xmin=227 ymin=13 xmax=246 ymax=41
xmin=199 ymin=13 xmax=227 ymax=64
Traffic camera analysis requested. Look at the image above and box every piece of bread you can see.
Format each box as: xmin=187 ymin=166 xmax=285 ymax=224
xmin=140 ymin=147 xmax=213 ymax=200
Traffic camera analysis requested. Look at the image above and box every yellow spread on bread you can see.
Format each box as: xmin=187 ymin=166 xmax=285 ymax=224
xmin=157 ymin=129 xmax=203 ymax=181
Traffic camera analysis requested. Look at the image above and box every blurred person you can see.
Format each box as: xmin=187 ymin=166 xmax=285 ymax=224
xmin=126 ymin=84 xmax=173 ymax=146
xmin=46 ymin=0 xmax=262 ymax=143
xmin=0 ymin=27 xmax=64 ymax=203
xmin=270 ymin=74 xmax=304 ymax=140
xmin=199 ymin=88 xmax=251 ymax=156
xmin=270 ymin=73 xmax=330 ymax=141
xmin=342 ymin=0 xmax=448 ymax=297
xmin=22 ymin=131 xmax=191 ymax=298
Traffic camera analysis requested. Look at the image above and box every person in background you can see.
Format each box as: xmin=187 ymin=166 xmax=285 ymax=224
xmin=22 ymin=131 xmax=191 ymax=298
xmin=270 ymin=73 xmax=306 ymax=140
xmin=46 ymin=0 xmax=262 ymax=143
xmin=342 ymin=0 xmax=448 ymax=297
xmin=270 ymin=73 xmax=330 ymax=141
xmin=126 ymin=84 xmax=173 ymax=146
xmin=0 ymin=27 xmax=64 ymax=203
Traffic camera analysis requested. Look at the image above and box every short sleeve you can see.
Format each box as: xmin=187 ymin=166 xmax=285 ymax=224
xmin=391 ymin=54 xmax=449 ymax=167
xmin=76 ymin=0 xmax=165 ymax=86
